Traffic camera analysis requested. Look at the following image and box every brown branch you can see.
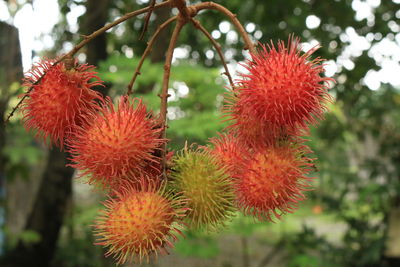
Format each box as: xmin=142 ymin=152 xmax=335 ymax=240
xmin=139 ymin=0 xmax=156 ymax=40
xmin=5 ymin=0 xmax=172 ymax=124
xmin=127 ymin=16 xmax=177 ymax=96
xmin=190 ymin=18 xmax=234 ymax=89
xmin=64 ymin=0 xmax=171 ymax=59
xmin=159 ymin=18 xmax=186 ymax=178
xmin=192 ymin=1 xmax=256 ymax=54
xmin=172 ymin=0 xmax=191 ymax=20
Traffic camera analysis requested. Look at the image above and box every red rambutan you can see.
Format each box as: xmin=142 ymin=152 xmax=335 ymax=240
xmin=228 ymin=36 xmax=332 ymax=142
xmin=68 ymin=96 xmax=165 ymax=189
xmin=94 ymin=178 xmax=186 ymax=264
xmin=20 ymin=59 xmax=103 ymax=148
xmin=209 ymin=133 xmax=249 ymax=177
xmin=235 ymin=144 xmax=314 ymax=221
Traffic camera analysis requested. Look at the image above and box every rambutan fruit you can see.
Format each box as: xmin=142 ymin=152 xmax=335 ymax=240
xmin=228 ymin=36 xmax=332 ymax=142
xmin=141 ymin=151 xmax=175 ymax=179
xmin=94 ymin=178 xmax=186 ymax=264
xmin=20 ymin=58 xmax=103 ymax=148
xmin=235 ymin=144 xmax=314 ymax=221
xmin=208 ymin=133 xmax=249 ymax=177
xmin=170 ymin=148 xmax=236 ymax=230
xmin=226 ymin=99 xmax=304 ymax=146
xmin=68 ymin=96 xmax=165 ymax=189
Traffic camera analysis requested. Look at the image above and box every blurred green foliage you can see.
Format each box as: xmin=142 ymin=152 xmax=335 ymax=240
xmin=2 ymin=0 xmax=400 ymax=266
xmin=175 ymin=230 xmax=220 ymax=259
xmin=53 ymin=204 xmax=111 ymax=267
xmin=97 ymin=53 xmax=228 ymax=149
xmin=3 ymin=121 xmax=44 ymax=181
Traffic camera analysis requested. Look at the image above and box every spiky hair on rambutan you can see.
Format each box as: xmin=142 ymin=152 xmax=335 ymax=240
xmin=235 ymin=144 xmax=314 ymax=221
xmin=105 ymin=151 xmax=174 ymax=194
xmin=170 ymin=147 xmax=236 ymax=230
xmin=93 ymin=177 xmax=187 ymax=264
xmin=226 ymin=36 xmax=333 ymax=143
xmin=208 ymin=132 xmax=249 ymax=177
xmin=224 ymin=98 xmax=304 ymax=147
xmin=20 ymin=58 xmax=104 ymax=148
xmin=68 ymin=96 xmax=166 ymax=190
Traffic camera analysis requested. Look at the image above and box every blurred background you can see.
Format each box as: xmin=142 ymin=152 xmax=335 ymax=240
xmin=1 ymin=0 xmax=400 ymax=266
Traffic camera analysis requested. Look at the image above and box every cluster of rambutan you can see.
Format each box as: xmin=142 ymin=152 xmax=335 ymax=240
xmin=19 ymin=36 xmax=332 ymax=265
xmin=207 ymin=36 xmax=333 ymax=222
xmin=20 ymin=59 xmax=187 ymax=264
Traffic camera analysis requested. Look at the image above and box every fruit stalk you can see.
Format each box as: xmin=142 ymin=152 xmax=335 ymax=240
xmin=159 ymin=18 xmax=186 ymax=178
xmin=190 ymin=18 xmax=234 ymax=88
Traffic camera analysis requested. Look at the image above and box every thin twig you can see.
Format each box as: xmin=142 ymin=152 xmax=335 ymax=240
xmin=127 ymin=16 xmax=177 ymax=96
xmin=159 ymin=18 xmax=186 ymax=179
xmin=5 ymin=61 xmax=61 ymax=124
xmin=139 ymin=0 xmax=157 ymax=40
xmin=5 ymin=0 xmax=172 ymax=124
xmin=65 ymin=0 xmax=171 ymax=59
xmin=190 ymin=18 xmax=234 ymax=88
xmin=193 ymin=1 xmax=256 ymax=54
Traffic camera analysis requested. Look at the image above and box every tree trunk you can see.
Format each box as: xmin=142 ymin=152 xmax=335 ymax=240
xmin=150 ymin=6 xmax=172 ymax=63
xmin=0 ymin=20 xmax=23 ymax=263
xmin=0 ymin=21 xmax=74 ymax=267
xmin=3 ymin=150 xmax=73 ymax=267
xmin=82 ymin=0 xmax=110 ymax=97
xmin=1 ymin=0 xmax=110 ymax=265
xmin=135 ymin=6 xmax=171 ymax=94
xmin=384 ymin=200 xmax=400 ymax=265
xmin=0 ymin=21 xmax=23 ymax=198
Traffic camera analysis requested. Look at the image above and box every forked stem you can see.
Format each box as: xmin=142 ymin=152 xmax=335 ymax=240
xmin=172 ymin=0 xmax=191 ymax=20
xmin=65 ymin=1 xmax=171 ymax=59
xmin=127 ymin=16 xmax=178 ymax=96
xmin=193 ymin=1 xmax=256 ymax=54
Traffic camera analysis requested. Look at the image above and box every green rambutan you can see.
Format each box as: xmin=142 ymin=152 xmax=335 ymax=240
xmin=170 ymin=148 xmax=236 ymax=230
